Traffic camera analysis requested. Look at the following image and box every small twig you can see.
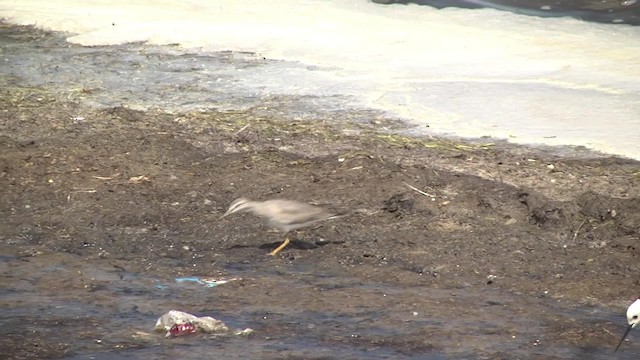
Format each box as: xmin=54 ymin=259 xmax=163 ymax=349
xmin=402 ymin=181 xmax=435 ymax=198
xmin=572 ymin=219 xmax=587 ymax=243
xmin=353 ymin=208 xmax=380 ymax=216
xmin=67 ymin=189 xmax=97 ymax=203
xmin=234 ymin=124 xmax=250 ymax=136
xmin=92 ymin=173 xmax=120 ymax=180
xmin=129 ymin=175 xmax=150 ymax=183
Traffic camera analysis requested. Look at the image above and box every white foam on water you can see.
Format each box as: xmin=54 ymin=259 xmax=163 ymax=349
xmin=1 ymin=0 xmax=639 ymax=159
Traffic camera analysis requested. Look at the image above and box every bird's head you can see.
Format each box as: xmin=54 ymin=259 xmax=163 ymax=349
xmin=615 ymin=297 xmax=640 ymax=352
xmin=627 ymin=298 xmax=640 ymax=328
xmin=219 ymin=197 xmax=252 ymax=219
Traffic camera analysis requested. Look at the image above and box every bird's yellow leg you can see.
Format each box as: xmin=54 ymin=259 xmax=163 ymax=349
xmin=268 ymin=237 xmax=290 ymax=256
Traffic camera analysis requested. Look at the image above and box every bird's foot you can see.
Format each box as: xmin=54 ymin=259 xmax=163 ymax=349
xmin=268 ymin=238 xmax=290 ymax=256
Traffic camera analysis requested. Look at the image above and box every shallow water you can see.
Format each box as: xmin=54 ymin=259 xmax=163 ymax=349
xmin=1 ymin=249 xmax=636 ymax=359
xmin=374 ymin=0 xmax=640 ymax=25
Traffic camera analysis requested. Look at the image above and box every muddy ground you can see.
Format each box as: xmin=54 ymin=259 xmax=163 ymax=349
xmin=1 ymin=26 xmax=640 ymax=360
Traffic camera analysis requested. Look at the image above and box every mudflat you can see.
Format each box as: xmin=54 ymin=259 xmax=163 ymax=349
xmin=1 ymin=26 xmax=639 ymax=360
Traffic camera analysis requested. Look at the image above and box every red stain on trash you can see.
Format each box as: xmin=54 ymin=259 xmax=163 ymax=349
xmin=169 ymin=323 xmax=197 ymax=336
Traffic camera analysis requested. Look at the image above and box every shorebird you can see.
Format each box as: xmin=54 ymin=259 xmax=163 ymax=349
xmin=219 ymin=197 xmax=344 ymax=256
xmin=615 ymin=297 xmax=640 ymax=352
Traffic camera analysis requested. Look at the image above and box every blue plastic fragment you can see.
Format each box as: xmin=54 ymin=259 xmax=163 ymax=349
xmin=175 ymin=277 xmax=236 ymax=288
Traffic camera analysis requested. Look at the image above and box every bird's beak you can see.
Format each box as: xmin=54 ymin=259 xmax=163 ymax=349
xmin=219 ymin=209 xmax=233 ymax=220
xmin=615 ymin=324 xmax=633 ymax=352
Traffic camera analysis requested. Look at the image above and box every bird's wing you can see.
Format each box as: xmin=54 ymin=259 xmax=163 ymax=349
xmin=263 ymin=200 xmax=333 ymax=223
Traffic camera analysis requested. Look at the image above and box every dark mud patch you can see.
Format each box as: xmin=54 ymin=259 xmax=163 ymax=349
xmin=1 ymin=27 xmax=640 ymax=360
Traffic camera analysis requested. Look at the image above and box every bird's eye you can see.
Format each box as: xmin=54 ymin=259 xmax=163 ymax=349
xmin=634 ymin=315 xmax=639 ymax=320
